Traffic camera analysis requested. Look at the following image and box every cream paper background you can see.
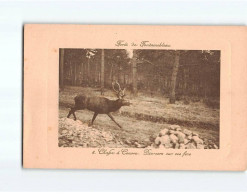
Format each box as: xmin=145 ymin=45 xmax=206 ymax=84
xmin=0 ymin=0 xmax=246 ymax=191
xmin=23 ymin=24 xmax=247 ymax=170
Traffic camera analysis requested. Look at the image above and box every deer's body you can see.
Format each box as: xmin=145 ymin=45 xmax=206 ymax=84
xmin=74 ymin=95 xmax=128 ymax=114
xmin=67 ymin=82 xmax=130 ymax=128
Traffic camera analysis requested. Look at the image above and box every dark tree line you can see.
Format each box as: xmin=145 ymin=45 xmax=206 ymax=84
xmin=59 ymin=48 xmax=220 ymax=104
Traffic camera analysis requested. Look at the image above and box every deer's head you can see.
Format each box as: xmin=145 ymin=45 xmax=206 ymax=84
xmin=112 ymin=81 xmax=131 ymax=106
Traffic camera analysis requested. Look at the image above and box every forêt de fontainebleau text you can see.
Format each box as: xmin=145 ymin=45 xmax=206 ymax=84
xmin=92 ymin=148 xmax=191 ymax=157
xmin=115 ymin=40 xmax=171 ymax=48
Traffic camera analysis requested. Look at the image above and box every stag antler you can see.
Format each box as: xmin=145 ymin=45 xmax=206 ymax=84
xmin=116 ymin=81 xmax=122 ymax=91
xmin=112 ymin=81 xmax=119 ymax=93
xmin=112 ymin=81 xmax=125 ymax=99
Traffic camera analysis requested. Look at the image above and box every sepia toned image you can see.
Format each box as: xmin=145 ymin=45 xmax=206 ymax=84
xmin=59 ymin=48 xmax=220 ymax=149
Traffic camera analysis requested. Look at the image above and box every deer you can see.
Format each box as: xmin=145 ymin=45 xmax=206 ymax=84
xmin=67 ymin=81 xmax=131 ymax=128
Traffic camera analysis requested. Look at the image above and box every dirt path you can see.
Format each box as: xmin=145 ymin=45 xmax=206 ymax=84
xmin=59 ymin=107 xmax=219 ymax=147
xmin=60 ymin=86 xmax=219 ymax=130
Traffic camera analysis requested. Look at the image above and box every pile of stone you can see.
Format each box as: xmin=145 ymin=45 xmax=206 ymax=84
xmin=58 ymin=117 xmax=122 ymax=148
xmin=59 ymin=118 xmax=218 ymax=149
xmin=150 ymin=125 xmax=208 ymax=149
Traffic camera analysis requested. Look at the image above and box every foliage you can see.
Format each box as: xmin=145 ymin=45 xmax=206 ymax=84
xmin=60 ymin=49 xmax=220 ymax=104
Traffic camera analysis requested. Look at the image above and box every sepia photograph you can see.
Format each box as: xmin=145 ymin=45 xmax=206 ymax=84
xmin=59 ymin=48 xmax=220 ymax=149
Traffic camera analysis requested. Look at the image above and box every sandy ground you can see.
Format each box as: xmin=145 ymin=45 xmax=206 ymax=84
xmin=59 ymin=86 xmax=219 ymax=147
xmin=60 ymin=86 xmax=219 ymax=129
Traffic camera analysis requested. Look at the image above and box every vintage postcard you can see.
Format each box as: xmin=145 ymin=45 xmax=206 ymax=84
xmin=23 ymin=24 xmax=247 ymax=170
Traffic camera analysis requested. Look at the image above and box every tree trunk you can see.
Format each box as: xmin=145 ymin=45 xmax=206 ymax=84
xmin=101 ymin=49 xmax=105 ymax=95
xmin=109 ymin=63 xmax=114 ymax=83
xmin=74 ymin=63 xmax=77 ymax=85
xmin=169 ymin=51 xmax=180 ymax=104
xmin=132 ymin=50 xmax=137 ymax=96
xmin=183 ymin=67 xmax=189 ymax=96
xmin=94 ymin=61 xmax=97 ymax=83
xmin=83 ymin=60 xmax=86 ymax=83
xmin=87 ymin=58 xmax=90 ymax=85
xmin=70 ymin=61 xmax=75 ymax=86
xmin=81 ymin=62 xmax=84 ymax=85
xmin=59 ymin=49 xmax=65 ymax=90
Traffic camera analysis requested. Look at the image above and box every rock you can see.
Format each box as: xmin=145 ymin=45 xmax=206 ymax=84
xmin=82 ymin=143 xmax=88 ymax=148
xmin=80 ymin=134 xmax=85 ymax=138
xmin=58 ymin=117 xmax=123 ymax=148
xmin=149 ymin=135 xmax=156 ymax=142
xmin=169 ymin=134 xmax=178 ymax=144
xmin=192 ymin=136 xmax=203 ymax=145
xmin=105 ymin=136 xmax=113 ymax=142
xmin=89 ymin=143 xmax=98 ymax=147
xmin=159 ymin=135 xmax=170 ymax=144
xmin=75 ymin=120 xmax=82 ymax=125
xmin=159 ymin=129 xmax=169 ymax=136
xmin=61 ymin=130 xmax=68 ymax=134
xmin=183 ymin=129 xmax=192 ymax=136
xmin=148 ymin=124 xmax=215 ymax=150
xmin=59 ymin=140 xmax=66 ymax=145
xmin=184 ymin=138 xmax=190 ymax=144
xmin=131 ymin=139 xmax=139 ymax=144
xmin=159 ymin=144 xmax=165 ymax=148
xmin=67 ymin=137 xmax=73 ymax=141
xmin=208 ymin=139 xmax=213 ymax=144
xmin=155 ymin=137 xmax=161 ymax=145
xmin=125 ymin=140 xmax=132 ymax=145
xmin=169 ymin=130 xmax=177 ymax=135
xmin=75 ymin=126 xmax=81 ymax=132
xmin=160 ymin=135 xmax=171 ymax=148
xmin=186 ymin=143 xmax=197 ymax=149
xmin=151 ymin=143 xmax=159 ymax=148
xmin=196 ymin=144 xmax=205 ymax=149
xmin=59 ymin=134 xmax=66 ymax=139
xmin=174 ymin=143 xmax=180 ymax=149
xmin=73 ymin=137 xmax=81 ymax=142
xmin=68 ymin=131 xmax=73 ymax=136
xmin=179 ymin=143 xmax=185 ymax=149
xmin=136 ymin=144 xmax=143 ymax=148
xmin=177 ymin=132 xmax=186 ymax=143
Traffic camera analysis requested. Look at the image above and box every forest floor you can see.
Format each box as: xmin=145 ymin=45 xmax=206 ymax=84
xmin=59 ymin=86 xmax=220 ymax=148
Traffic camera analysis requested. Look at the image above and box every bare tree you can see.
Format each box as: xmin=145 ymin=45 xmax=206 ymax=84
xmin=87 ymin=57 xmax=90 ymax=84
xmin=170 ymin=50 xmax=180 ymax=104
xmin=101 ymin=49 xmax=105 ymax=95
xmin=132 ymin=50 xmax=137 ymax=96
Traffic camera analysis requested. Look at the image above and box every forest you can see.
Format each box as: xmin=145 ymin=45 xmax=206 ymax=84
xmin=59 ymin=48 xmax=220 ymax=149
xmin=59 ymin=49 xmax=220 ymax=105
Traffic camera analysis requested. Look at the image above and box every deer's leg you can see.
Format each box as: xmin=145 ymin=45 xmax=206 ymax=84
xmin=67 ymin=107 xmax=77 ymax=120
xmin=107 ymin=113 xmax=122 ymax=128
xmin=72 ymin=109 xmax=77 ymax=121
xmin=89 ymin=112 xmax=98 ymax=126
xmin=67 ymin=108 xmax=73 ymax=118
